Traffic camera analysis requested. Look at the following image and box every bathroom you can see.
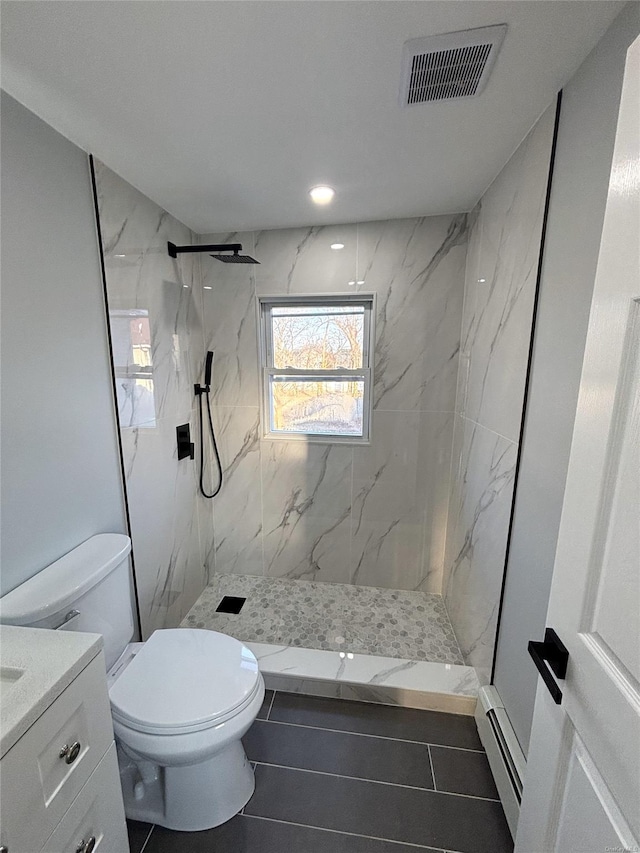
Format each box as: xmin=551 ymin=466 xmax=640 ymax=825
xmin=1 ymin=2 xmax=638 ymax=852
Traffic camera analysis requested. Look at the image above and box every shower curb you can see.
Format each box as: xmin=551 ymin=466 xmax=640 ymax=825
xmin=246 ymin=642 xmax=479 ymax=715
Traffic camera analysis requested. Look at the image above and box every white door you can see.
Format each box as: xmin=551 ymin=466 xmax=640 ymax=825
xmin=516 ymin=35 xmax=640 ymax=853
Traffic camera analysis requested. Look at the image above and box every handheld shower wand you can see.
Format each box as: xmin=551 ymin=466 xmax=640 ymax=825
xmin=195 ymin=351 xmax=223 ymax=499
xmin=204 ymin=350 xmax=213 ymax=389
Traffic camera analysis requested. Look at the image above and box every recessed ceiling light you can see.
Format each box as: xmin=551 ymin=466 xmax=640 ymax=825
xmin=204 ymin=286 xmax=213 ymax=290
xmin=183 ymin=285 xmax=189 ymax=288
xmin=114 ymin=254 xmax=126 ymax=258
xmin=357 ymin=280 xmax=365 ymax=285
xmin=309 ymin=185 xmax=335 ymax=205
xmin=331 ymin=243 xmax=345 ymax=250
xmin=478 ymin=278 xmax=486 ymax=283
xmin=348 ymin=280 xmax=356 ymax=286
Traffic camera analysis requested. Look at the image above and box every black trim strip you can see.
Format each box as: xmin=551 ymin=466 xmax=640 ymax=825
xmin=89 ymin=154 xmax=144 ymax=639
xmin=490 ymin=90 xmax=564 ymax=682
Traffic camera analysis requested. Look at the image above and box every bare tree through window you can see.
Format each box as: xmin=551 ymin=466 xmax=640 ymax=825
xmin=261 ymin=299 xmax=374 ymax=439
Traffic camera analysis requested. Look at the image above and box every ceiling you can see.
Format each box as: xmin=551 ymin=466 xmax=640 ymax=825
xmin=1 ymin=1 xmax=623 ymax=233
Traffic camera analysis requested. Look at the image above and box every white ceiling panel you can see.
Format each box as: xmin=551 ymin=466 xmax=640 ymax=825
xmin=0 ymin=1 xmax=623 ymax=232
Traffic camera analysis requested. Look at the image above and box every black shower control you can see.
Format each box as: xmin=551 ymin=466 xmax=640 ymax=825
xmin=176 ymin=423 xmax=194 ymax=461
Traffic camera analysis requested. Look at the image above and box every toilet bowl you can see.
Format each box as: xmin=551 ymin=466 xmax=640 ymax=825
xmin=108 ymin=628 xmax=265 ymax=830
xmin=0 ymin=534 xmax=264 ymax=832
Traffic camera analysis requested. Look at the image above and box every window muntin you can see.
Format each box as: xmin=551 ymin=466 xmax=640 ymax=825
xmin=260 ymin=296 xmax=374 ymax=442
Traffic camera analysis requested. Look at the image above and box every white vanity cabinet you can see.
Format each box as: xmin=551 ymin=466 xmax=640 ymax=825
xmin=0 ymin=628 xmax=129 ymax=853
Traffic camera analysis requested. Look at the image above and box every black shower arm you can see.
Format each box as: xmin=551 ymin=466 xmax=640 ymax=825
xmin=168 ymin=241 xmax=242 ymax=258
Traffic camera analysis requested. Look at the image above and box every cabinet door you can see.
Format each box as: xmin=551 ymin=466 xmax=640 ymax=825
xmin=0 ymin=655 xmax=113 ymax=853
xmin=42 ymin=743 xmax=128 ymax=853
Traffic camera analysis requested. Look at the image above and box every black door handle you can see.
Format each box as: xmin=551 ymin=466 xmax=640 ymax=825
xmin=528 ymin=628 xmax=569 ymax=704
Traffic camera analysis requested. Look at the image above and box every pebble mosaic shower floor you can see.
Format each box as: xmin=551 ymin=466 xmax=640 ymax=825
xmin=182 ymin=574 xmax=464 ymax=665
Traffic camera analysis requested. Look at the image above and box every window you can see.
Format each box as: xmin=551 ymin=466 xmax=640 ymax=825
xmin=259 ymin=294 xmax=375 ymax=442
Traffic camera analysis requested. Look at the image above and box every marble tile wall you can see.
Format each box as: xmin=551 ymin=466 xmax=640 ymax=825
xmin=199 ymin=215 xmax=469 ymax=593
xmin=443 ymin=103 xmax=557 ymax=683
xmin=94 ymin=161 xmax=214 ymax=639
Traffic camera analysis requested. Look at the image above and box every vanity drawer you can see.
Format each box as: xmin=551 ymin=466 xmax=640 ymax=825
xmin=0 ymin=653 xmax=113 ymax=853
xmin=42 ymin=742 xmax=128 ymax=853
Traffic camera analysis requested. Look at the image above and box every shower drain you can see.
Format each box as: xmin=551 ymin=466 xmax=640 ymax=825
xmin=215 ymin=596 xmax=246 ymax=614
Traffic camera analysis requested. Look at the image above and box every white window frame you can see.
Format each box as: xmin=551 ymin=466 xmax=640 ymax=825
xmin=258 ymin=293 xmax=375 ymax=444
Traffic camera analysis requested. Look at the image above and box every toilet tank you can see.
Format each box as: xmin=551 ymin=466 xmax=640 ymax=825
xmin=0 ymin=534 xmax=135 ymax=669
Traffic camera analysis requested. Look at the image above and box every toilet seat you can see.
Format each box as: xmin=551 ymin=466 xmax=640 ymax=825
xmin=109 ymin=628 xmax=261 ymax=736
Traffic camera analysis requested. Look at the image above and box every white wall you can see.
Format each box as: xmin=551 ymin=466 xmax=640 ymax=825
xmin=493 ymin=1 xmax=640 ymax=756
xmin=0 ymin=93 xmax=127 ymax=595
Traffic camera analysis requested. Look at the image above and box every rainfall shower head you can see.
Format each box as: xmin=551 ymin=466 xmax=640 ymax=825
xmin=168 ymin=241 xmax=260 ymax=264
xmin=210 ymin=252 xmax=259 ymax=264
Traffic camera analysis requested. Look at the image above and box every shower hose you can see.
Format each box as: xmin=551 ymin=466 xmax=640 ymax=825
xmin=198 ymin=387 xmax=223 ymax=499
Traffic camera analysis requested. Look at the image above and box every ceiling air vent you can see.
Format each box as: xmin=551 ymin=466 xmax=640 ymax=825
xmin=400 ymin=24 xmax=507 ymax=106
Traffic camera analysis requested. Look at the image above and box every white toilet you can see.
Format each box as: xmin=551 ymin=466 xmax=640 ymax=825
xmin=0 ymin=533 xmax=265 ymax=831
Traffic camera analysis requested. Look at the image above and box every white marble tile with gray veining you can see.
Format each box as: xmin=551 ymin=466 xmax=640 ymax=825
xmin=194 ymin=214 xmax=468 ymax=595
xmin=249 ymin=644 xmax=478 ymax=697
xmin=455 ymin=204 xmax=481 ymax=419
xmin=256 ymin=672 xmax=476 ymax=715
xmin=119 ymin=413 xmax=207 ymax=638
xmin=461 ymin=105 xmax=555 ymax=441
xmin=96 ymin=161 xmax=209 ymax=640
xmin=95 ymin=161 xmax=200 ymax=429
xmin=210 ymin=405 xmax=263 ymax=577
xmin=444 ymin=418 xmax=517 ymax=677
xmin=418 ymin=410 xmax=457 ymax=595
xmin=356 ymin=215 xmax=468 ymax=414
xmin=261 ymin=442 xmax=352 ymax=583
xmin=254 ymin=224 xmax=358 ymax=295
xmin=443 ymin=106 xmax=554 ymax=678
xmin=351 ymin=410 xmax=453 ymax=593
xmin=199 ymin=231 xmax=260 ymax=408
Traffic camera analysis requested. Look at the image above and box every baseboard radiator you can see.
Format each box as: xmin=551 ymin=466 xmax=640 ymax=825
xmin=474 ymin=686 xmax=526 ymax=839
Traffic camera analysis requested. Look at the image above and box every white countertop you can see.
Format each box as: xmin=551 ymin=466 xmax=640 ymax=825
xmin=0 ymin=625 xmax=103 ymax=758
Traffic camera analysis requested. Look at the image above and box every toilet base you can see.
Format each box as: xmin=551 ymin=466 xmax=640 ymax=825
xmin=117 ymin=739 xmax=255 ymax=831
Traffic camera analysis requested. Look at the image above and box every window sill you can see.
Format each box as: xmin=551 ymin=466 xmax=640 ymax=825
xmin=261 ymin=431 xmax=371 ymax=446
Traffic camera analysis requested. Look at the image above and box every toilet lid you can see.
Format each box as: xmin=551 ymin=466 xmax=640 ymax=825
xmin=109 ymin=629 xmax=260 ymax=732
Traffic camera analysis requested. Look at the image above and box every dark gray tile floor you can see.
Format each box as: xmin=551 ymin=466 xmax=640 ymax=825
xmin=127 ymin=691 xmax=513 ymax=853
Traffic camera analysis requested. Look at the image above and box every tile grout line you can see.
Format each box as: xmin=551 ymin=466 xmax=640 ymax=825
xmin=253 ymin=759 xmax=434 ymax=795
xmin=427 ymin=743 xmax=437 ymax=792
xmin=266 ymin=689 xmax=276 ymax=720
xmin=459 ymin=413 xmax=518 ymax=446
xmin=242 ymin=812 xmax=452 ymax=852
xmin=138 ymin=823 xmax=155 ymax=853
xmin=252 ymin=761 xmax=501 ymax=802
xmin=255 ymin=716 xmax=485 ymax=752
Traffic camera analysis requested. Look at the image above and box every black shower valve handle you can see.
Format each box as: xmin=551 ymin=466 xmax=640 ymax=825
xmin=176 ymin=423 xmax=195 ymax=461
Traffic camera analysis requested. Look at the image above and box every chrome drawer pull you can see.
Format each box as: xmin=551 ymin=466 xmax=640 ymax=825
xmin=76 ymin=837 xmax=96 ymax=853
xmin=59 ymin=741 xmax=81 ymax=764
